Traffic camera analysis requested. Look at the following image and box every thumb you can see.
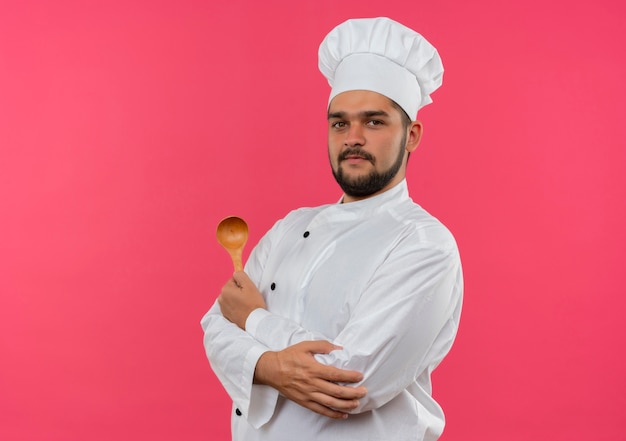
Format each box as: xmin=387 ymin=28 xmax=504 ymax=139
xmin=232 ymin=270 xmax=249 ymax=287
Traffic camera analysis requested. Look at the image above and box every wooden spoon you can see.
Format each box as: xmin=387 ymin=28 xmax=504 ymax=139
xmin=216 ymin=216 xmax=249 ymax=271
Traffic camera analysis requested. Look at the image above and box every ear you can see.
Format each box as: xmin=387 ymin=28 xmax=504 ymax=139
xmin=405 ymin=121 xmax=423 ymax=153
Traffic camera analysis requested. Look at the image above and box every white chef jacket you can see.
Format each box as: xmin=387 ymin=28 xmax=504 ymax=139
xmin=201 ymin=180 xmax=463 ymax=441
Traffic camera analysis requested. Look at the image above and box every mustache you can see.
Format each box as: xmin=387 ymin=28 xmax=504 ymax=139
xmin=338 ymin=148 xmax=375 ymax=163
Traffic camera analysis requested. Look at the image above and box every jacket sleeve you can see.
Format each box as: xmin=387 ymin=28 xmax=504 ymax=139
xmin=200 ymin=219 xmax=284 ymax=428
xmin=244 ymin=232 xmax=463 ymax=413
xmin=200 ymin=303 xmax=278 ymax=427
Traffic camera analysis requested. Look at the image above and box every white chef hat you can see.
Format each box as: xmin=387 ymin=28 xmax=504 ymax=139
xmin=318 ymin=17 xmax=444 ymax=120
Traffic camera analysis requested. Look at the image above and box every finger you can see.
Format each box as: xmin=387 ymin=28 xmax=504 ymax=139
xmin=301 ymin=400 xmax=350 ymax=420
xmin=299 ymin=340 xmax=341 ymax=355
xmin=322 ymin=382 xmax=368 ymax=400
xmin=311 ymin=391 xmax=361 ymax=413
xmin=311 ymin=377 xmax=367 ymax=400
xmin=317 ymin=364 xmax=364 ymax=384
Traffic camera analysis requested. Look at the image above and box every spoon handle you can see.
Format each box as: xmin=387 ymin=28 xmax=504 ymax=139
xmin=229 ymin=249 xmax=243 ymax=271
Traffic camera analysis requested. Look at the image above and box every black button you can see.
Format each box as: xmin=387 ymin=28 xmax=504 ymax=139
xmin=303 ymin=231 xmax=310 ymax=238
xmin=270 ymin=283 xmax=276 ymax=290
xmin=235 ymin=408 xmax=242 ymax=416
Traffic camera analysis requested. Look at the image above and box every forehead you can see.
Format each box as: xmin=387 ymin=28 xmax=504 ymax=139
xmin=328 ymin=90 xmax=397 ymax=115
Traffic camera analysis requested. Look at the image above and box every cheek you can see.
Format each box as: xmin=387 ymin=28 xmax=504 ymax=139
xmin=327 ymin=144 xmax=338 ymax=167
xmin=378 ymin=140 xmax=405 ymax=166
xmin=327 ymin=138 xmax=341 ymax=157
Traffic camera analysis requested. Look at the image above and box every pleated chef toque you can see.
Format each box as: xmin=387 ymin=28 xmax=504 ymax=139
xmin=318 ymin=17 xmax=444 ymax=120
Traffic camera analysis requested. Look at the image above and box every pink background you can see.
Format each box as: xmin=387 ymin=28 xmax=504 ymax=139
xmin=1 ymin=1 xmax=625 ymax=440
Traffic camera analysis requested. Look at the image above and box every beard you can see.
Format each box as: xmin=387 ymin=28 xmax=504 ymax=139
xmin=331 ymin=135 xmax=407 ymax=199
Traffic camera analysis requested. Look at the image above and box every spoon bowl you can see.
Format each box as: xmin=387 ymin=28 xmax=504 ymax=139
xmin=216 ymin=216 xmax=249 ymax=271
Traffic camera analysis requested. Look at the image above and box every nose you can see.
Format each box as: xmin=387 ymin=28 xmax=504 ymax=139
xmin=344 ymin=124 xmax=365 ymax=147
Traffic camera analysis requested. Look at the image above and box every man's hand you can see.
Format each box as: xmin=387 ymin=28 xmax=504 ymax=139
xmin=254 ymin=340 xmax=367 ymax=419
xmin=218 ymin=271 xmax=266 ymax=329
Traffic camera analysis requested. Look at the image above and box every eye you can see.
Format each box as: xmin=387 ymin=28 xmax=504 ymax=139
xmin=367 ymin=119 xmax=384 ymax=126
xmin=331 ymin=121 xmax=347 ymax=129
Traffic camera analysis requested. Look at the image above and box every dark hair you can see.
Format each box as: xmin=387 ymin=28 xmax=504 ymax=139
xmin=389 ymin=99 xmax=413 ymax=131
xmin=389 ymin=99 xmax=414 ymax=161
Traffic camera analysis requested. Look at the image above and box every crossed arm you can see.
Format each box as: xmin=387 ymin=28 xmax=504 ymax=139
xmin=206 ymin=235 xmax=461 ymax=426
xmin=217 ymin=271 xmax=367 ymax=419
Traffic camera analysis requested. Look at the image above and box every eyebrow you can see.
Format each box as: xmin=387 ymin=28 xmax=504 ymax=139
xmin=327 ymin=110 xmax=391 ymax=120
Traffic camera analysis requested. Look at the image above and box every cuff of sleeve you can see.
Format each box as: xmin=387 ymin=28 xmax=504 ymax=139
xmin=245 ymin=308 xmax=271 ymax=338
xmin=240 ymin=343 xmax=279 ymax=428
xmin=247 ymin=384 xmax=279 ymax=428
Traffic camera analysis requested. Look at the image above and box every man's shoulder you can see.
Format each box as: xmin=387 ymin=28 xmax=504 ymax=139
xmin=393 ymin=200 xmax=458 ymax=250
